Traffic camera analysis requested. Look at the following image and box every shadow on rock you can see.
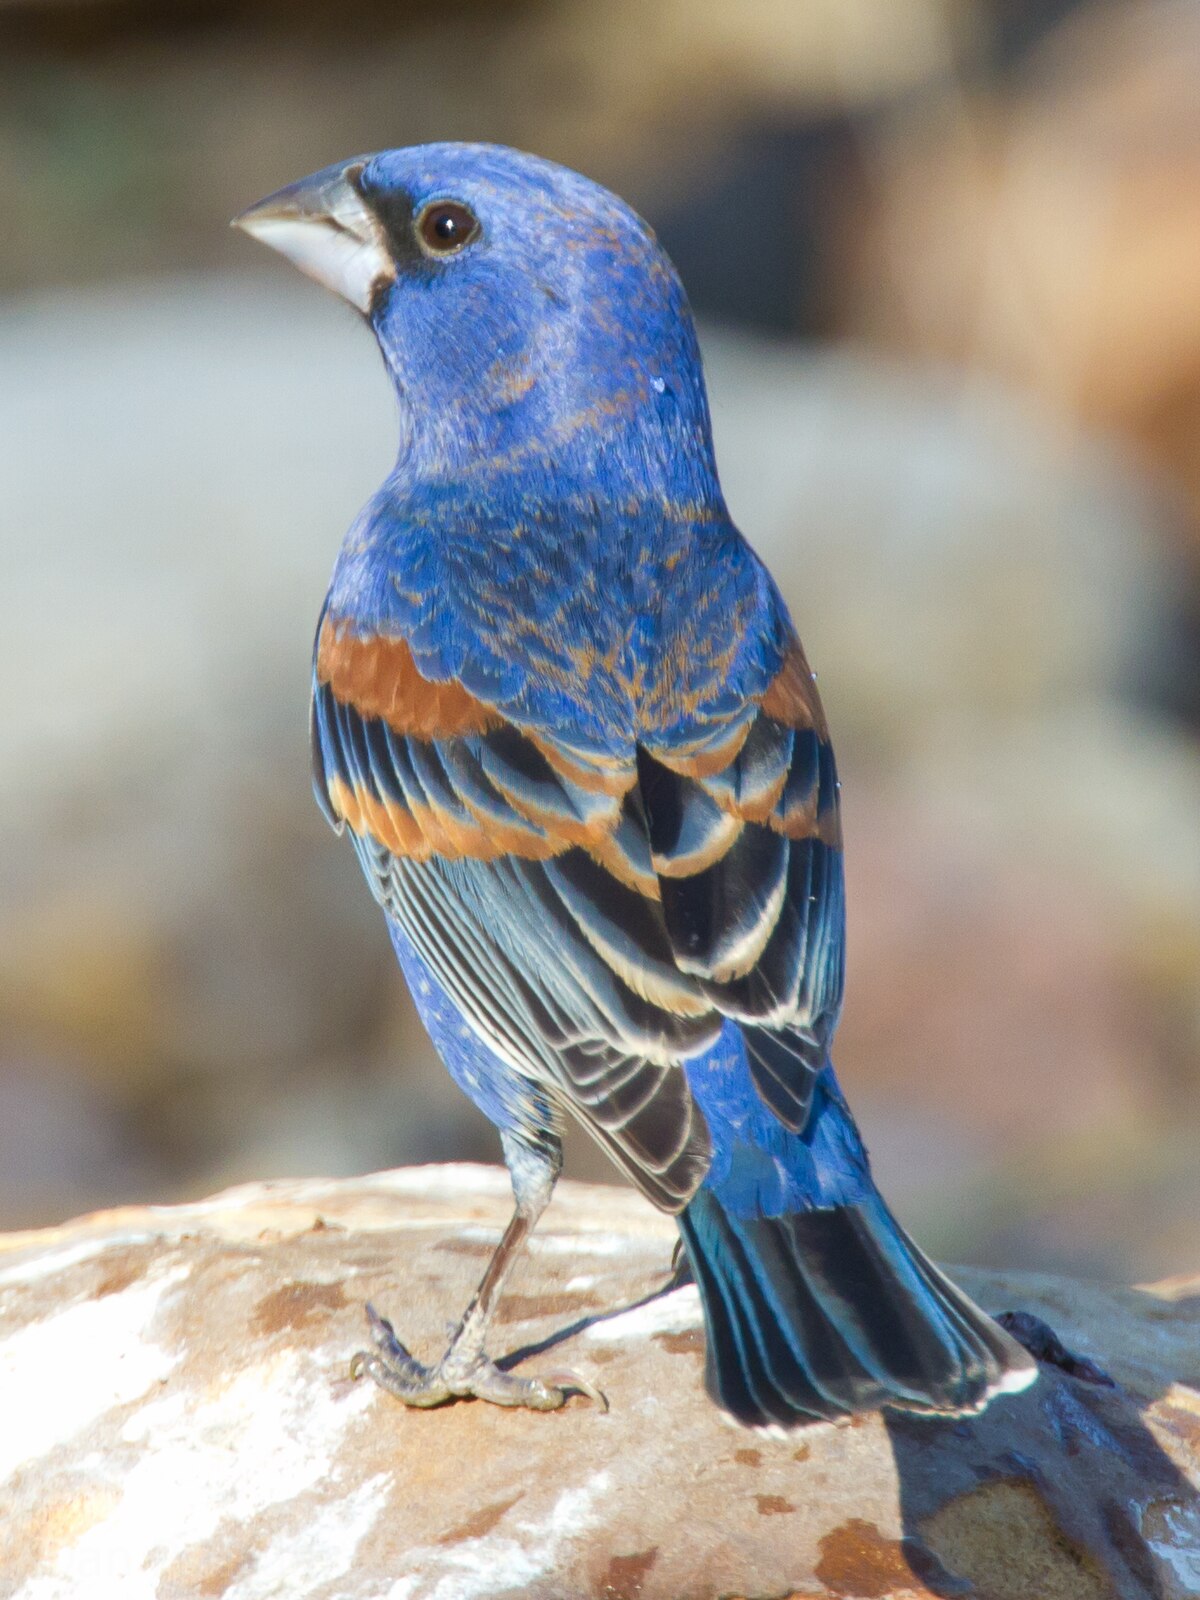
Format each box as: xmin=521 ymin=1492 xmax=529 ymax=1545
xmin=883 ymin=1294 xmax=1200 ymax=1599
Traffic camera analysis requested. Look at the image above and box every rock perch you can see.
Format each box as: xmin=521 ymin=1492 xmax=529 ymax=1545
xmin=1 ymin=1164 xmax=1198 ymax=1598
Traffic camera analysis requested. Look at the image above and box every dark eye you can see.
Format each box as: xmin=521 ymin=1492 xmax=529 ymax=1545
xmin=416 ymin=200 xmax=480 ymax=255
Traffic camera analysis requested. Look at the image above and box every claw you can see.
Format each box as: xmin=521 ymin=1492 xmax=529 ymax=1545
xmin=540 ymin=1366 xmax=609 ymax=1412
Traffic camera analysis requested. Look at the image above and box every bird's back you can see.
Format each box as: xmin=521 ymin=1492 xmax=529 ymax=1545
xmin=324 ymin=482 xmax=793 ymax=759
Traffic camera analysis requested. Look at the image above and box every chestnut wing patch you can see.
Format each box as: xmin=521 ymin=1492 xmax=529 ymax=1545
xmin=313 ymin=617 xmax=634 ymax=865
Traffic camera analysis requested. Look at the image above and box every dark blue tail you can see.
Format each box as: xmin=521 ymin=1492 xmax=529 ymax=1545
xmin=678 ymin=1186 xmax=1036 ymax=1428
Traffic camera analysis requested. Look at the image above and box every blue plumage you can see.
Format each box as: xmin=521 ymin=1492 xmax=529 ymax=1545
xmin=685 ymin=1043 xmax=869 ymax=1219
xmin=237 ymin=142 xmax=1036 ymax=1425
xmin=388 ymin=915 xmax=557 ymax=1143
xmin=325 ymin=488 xmax=782 ymax=757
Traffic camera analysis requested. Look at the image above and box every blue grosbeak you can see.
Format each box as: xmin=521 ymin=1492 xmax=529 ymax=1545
xmin=236 ymin=144 xmax=1035 ymax=1427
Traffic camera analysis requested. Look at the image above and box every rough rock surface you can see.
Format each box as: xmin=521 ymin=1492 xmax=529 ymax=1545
xmin=2 ymin=1165 xmax=1199 ymax=1600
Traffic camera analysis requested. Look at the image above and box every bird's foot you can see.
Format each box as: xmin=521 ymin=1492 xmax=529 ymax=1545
xmin=996 ymin=1310 xmax=1115 ymax=1387
xmin=350 ymin=1303 xmax=605 ymax=1412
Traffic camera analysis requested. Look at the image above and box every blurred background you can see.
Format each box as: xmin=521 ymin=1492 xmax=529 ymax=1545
xmin=2 ymin=0 xmax=1198 ymax=1283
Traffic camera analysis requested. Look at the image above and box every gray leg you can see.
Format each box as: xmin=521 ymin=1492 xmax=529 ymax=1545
xmin=352 ymin=1133 xmax=601 ymax=1412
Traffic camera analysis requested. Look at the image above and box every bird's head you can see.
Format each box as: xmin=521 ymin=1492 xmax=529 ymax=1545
xmin=235 ymin=142 xmax=720 ymax=504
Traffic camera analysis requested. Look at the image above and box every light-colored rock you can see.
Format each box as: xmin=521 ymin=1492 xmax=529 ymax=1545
xmin=2 ymin=1165 xmax=1199 ymax=1599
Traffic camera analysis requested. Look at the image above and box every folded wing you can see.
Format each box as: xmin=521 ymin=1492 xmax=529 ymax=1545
xmin=639 ymin=638 xmax=845 ymax=1130
xmin=312 ymin=609 xmax=844 ymax=1209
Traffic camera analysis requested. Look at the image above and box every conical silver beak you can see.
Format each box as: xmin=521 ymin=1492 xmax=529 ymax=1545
xmin=233 ymin=159 xmax=392 ymax=313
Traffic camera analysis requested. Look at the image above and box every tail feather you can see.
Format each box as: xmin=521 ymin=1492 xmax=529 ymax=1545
xmin=679 ymin=1187 xmax=1037 ymax=1428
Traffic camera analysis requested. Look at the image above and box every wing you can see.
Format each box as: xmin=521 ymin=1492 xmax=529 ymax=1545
xmin=311 ymin=611 xmax=716 ymax=1210
xmin=312 ymin=606 xmax=844 ymax=1208
xmin=639 ymin=636 xmax=845 ymax=1131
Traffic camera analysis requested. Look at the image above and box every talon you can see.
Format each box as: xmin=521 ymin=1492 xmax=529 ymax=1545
xmin=553 ymin=1369 xmax=611 ymax=1408
xmin=540 ymin=1366 xmax=609 ymax=1411
xmin=349 ymin=1350 xmax=368 ymax=1381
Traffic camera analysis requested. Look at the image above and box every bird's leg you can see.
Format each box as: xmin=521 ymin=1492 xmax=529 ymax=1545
xmin=995 ymin=1311 xmax=1114 ymax=1387
xmin=666 ymin=1235 xmax=693 ymax=1290
xmin=352 ymin=1131 xmax=601 ymax=1412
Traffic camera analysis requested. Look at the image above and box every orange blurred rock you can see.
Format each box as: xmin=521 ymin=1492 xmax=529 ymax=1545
xmin=836 ymin=0 xmax=1200 ymax=549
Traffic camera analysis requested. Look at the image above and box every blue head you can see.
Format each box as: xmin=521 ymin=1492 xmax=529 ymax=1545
xmin=236 ymin=143 xmax=722 ymax=508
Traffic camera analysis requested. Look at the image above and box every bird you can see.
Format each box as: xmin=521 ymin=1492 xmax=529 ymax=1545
xmin=234 ymin=143 xmax=1037 ymax=1428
